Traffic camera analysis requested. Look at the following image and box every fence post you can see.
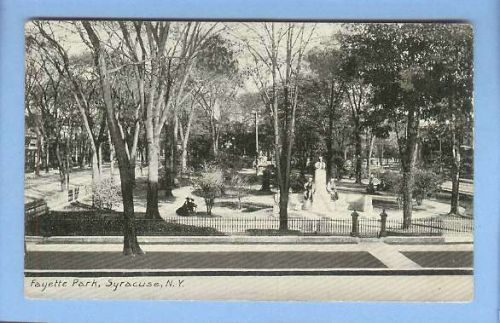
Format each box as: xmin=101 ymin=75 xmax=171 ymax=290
xmin=350 ymin=210 xmax=359 ymax=237
xmin=379 ymin=209 xmax=388 ymax=238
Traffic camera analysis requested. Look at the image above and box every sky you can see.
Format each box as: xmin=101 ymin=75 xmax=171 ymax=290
xmin=25 ymin=20 xmax=342 ymax=94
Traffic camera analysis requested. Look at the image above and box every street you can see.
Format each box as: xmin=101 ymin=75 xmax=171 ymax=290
xmin=25 ymin=242 xmax=473 ymax=272
xmin=24 ymin=241 xmax=473 ymax=301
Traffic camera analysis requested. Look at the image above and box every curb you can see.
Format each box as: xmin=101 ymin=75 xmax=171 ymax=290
xmin=382 ymin=236 xmax=445 ymax=244
xmin=25 ymin=235 xmax=472 ymax=245
xmin=26 ymin=235 xmax=359 ymax=244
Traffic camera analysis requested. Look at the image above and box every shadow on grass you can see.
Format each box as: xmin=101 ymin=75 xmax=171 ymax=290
xmin=213 ymin=201 xmax=272 ymax=213
xmin=246 ymin=188 xmax=275 ymax=196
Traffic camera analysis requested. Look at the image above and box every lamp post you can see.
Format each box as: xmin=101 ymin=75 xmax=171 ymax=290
xmin=255 ymin=110 xmax=259 ymax=174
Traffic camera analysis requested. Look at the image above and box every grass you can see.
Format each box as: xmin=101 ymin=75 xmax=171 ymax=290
xmin=214 ymin=201 xmax=272 ymax=212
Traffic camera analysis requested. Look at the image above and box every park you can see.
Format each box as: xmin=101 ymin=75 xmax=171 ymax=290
xmin=24 ymin=21 xmax=473 ymax=259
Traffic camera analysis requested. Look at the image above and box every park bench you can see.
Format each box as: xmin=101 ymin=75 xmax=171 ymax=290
xmin=371 ymin=195 xmax=399 ymax=203
xmin=67 ymin=186 xmax=80 ymax=203
xmin=25 ymin=199 xmax=48 ymax=218
xmin=371 ymin=194 xmax=400 ymax=209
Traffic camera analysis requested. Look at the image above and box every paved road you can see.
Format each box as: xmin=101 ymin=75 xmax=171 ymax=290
xmin=25 ymin=251 xmax=386 ymax=270
xmin=25 ymin=244 xmax=473 ymax=272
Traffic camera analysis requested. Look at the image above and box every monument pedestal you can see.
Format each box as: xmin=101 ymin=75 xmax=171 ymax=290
xmin=349 ymin=195 xmax=374 ymax=215
xmin=332 ymin=195 xmax=349 ymax=211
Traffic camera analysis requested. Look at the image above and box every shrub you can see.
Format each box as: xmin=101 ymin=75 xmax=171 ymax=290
xmin=378 ymin=171 xmax=403 ymax=196
xmin=260 ymin=165 xmax=276 ymax=191
xmin=193 ymin=165 xmax=224 ymax=215
xmin=413 ymin=169 xmax=442 ymax=205
xmin=214 ymin=152 xmax=254 ymax=171
xmin=290 ymin=171 xmax=308 ymax=193
xmin=377 ymin=169 xmax=443 ymax=205
xmin=227 ymin=172 xmax=250 ymax=209
xmin=92 ymin=178 xmax=121 ymax=210
xmin=26 ymin=211 xmax=224 ymax=236
xmin=246 ymin=173 xmax=261 ymax=185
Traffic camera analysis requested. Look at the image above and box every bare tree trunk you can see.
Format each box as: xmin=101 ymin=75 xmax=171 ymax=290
xmin=366 ymin=134 xmax=375 ymax=178
xmin=180 ymin=148 xmax=188 ymax=173
xmin=146 ymin=137 xmax=162 ymax=220
xmin=326 ymin=83 xmax=335 ymax=179
xmin=65 ymin=135 xmax=71 ymax=191
xmin=55 ymin=141 xmax=67 ymax=191
xmin=109 ymin=133 xmax=115 ymax=176
xmin=91 ymin=150 xmax=100 ymax=184
xmin=450 ymin=109 xmax=461 ymax=214
xmin=450 ymin=160 xmax=460 ymax=214
xmin=401 ymin=169 xmax=413 ymax=228
xmin=119 ymin=161 xmax=143 ymax=255
xmin=179 ymin=110 xmax=195 ymax=173
xmin=34 ymin=130 xmax=41 ymax=176
xmin=210 ymin=117 xmax=219 ymax=158
xmin=98 ymin=144 xmax=103 ymax=173
xmin=354 ymin=127 xmax=362 ymax=184
xmin=164 ymin=123 xmax=174 ymax=198
xmin=400 ymin=109 xmax=419 ymax=229
xmin=379 ymin=143 xmax=384 ymax=167
xmin=45 ymin=140 xmax=50 ymax=173
xmin=74 ymin=139 xmax=79 ymax=166
xmin=172 ymin=116 xmax=179 ymax=177
xmin=82 ymin=21 xmax=143 ymax=255
xmin=79 ymin=141 xmax=86 ymax=169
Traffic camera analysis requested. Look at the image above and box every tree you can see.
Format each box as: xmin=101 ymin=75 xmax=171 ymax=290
xmin=113 ymin=21 xmax=219 ymax=218
xmin=306 ymin=46 xmax=346 ymax=179
xmin=194 ymin=165 xmax=224 ymax=215
xmin=31 ymin=22 xmax=108 ymax=187
xmin=194 ymin=34 xmax=240 ymax=158
xmin=25 ymin=37 xmax=78 ymax=190
xmin=240 ymin=23 xmax=315 ymax=230
xmin=430 ymin=25 xmax=473 ymax=214
xmin=81 ymin=21 xmax=144 ymax=255
xmin=337 ymin=35 xmax=375 ymax=184
xmin=344 ymin=23 xmax=471 ymax=227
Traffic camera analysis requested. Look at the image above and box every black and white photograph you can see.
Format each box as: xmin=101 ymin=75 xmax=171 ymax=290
xmin=24 ymin=20 xmax=473 ymax=301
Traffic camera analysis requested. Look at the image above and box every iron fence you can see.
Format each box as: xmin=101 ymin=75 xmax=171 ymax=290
xmin=25 ymin=214 xmax=473 ymax=237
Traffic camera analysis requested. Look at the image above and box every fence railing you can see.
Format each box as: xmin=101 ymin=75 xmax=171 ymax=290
xmin=25 ymin=213 xmax=473 ymax=237
xmin=163 ymin=216 xmax=473 ymax=237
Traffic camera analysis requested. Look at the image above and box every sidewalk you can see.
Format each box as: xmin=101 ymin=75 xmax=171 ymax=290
xmin=25 ymin=234 xmax=472 ymax=245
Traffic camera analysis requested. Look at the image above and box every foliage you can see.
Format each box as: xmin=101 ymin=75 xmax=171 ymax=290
xmin=92 ymin=178 xmax=121 ymax=210
xmin=193 ymin=165 xmax=224 ymax=215
xmin=227 ymin=172 xmax=250 ymax=209
xmin=246 ymin=173 xmax=261 ymax=185
xmin=260 ymin=165 xmax=276 ymax=191
xmin=214 ymin=151 xmax=254 ymax=171
xmin=378 ymin=169 xmax=443 ymax=205
xmin=378 ymin=171 xmax=403 ymax=196
xmin=413 ymin=169 xmax=443 ymax=205
xmin=290 ymin=171 xmax=308 ymax=193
